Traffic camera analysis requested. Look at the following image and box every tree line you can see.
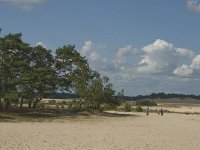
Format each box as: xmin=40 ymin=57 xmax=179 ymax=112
xmin=132 ymin=93 xmax=200 ymax=101
xmin=0 ymin=31 xmax=122 ymax=110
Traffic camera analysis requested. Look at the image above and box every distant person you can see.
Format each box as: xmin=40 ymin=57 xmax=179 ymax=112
xmin=160 ymin=106 xmax=164 ymax=116
xmin=158 ymin=106 xmax=161 ymax=115
xmin=146 ymin=106 xmax=150 ymax=116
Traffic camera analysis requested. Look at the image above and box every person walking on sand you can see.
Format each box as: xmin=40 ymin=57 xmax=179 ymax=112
xmin=160 ymin=106 xmax=164 ymax=116
xmin=146 ymin=106 xmax=150 ymax=116
xmin=158 ymin=106 xmax=161 ymax=115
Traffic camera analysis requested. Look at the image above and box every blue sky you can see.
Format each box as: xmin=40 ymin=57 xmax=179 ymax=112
xmin=0 ymin=0 xmax=200 ymax=96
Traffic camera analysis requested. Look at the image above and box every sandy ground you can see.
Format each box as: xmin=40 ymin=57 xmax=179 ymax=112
xmin=151 ymin=104 xmax=200 ymax=113
xmin=164 ymin=105 xmax=200 ymax=113
xmin=148 ymin=104 xmax=200 ymax=113
xmin=0 ymin=112 xmax=200 ymax=150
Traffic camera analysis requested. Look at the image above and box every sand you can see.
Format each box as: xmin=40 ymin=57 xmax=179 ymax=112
xmin=152 ymin=103 xmax=200 ymax=114
xmin=0 ymin=112 xmax=200 ymax=150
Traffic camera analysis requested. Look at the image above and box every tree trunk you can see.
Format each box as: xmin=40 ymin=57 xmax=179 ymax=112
xmin=0 ymin=98 xmax=2 ymax=109
xmin=1 ymin=98 xmax=5 ymax=110
xmin=97 ymin=103 xmax=100 ymax=111
xmin=32 ymin=102 xmax=37 ymax=109
xmin=32 ymin=98 xmax=42 ymax=109
xmin=20 ymin=98 xmax=24 ymax=109
xmin=4 ymin=99 xmax=10 ymax=110
xmin=28 ymin=99 xmax=32 ymax=108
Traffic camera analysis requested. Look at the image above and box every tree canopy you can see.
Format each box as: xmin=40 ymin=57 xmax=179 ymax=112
xmin=0 ymin=31 xmax=119 ymax=110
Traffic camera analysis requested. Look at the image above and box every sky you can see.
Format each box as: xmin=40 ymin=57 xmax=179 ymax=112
xmin=0 ymin=0 xmax=200 ymax=96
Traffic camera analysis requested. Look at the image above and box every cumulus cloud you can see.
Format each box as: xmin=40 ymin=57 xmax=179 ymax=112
xmin=35 ymin=42 xmax=47 ymax=49
xmin=175 ymin=48 xmax=194 ymax=59
xmin=187 ymin=0 xmax=200 ymax=13
xmin=79 ymin=39 xmax=200 ymax=95
xmin=0 ymin=0 xmax=48 ymax=10
xmin=89 ymin=51 xmax=100 ymax=61
xmin=80 ymin=40 xmax=102 ymax=62
xmin=191 ymin=55 xmax=200 ymax=69
xmin=80 ymin=41 xmax=93 ymax=56
xmin=79 ymin=41 xmax=114 ymax=72
xmin=143 ymin=39 xmax=173 ymax=53
xmin=173 ymin=55 xmax=200 ymax=77
xmin=113 ymin=45 xmax=142 ymax=66
xmin=136 ymin=39 xmax=198 ymax=77
xmin=173 ymin=65 xmax=193 ymax=77
xmin=137 ymin=39 xmax=179 ymax=74
xmin=87 ymin=39 xmax=198 ymax=81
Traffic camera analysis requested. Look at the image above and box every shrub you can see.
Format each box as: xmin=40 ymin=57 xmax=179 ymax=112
xmin=100 ymin=103 xmax=114 ymax=111
xmin=56 ymin=104 xmax=59 ymax=109
xmin=61 ymin=100 xmax=67 ymax=105
xmin=135 ymin=105 xmax=143 ymax=112
xmin=67 ymin=102 xmax=72 ymax=110
xmin=36 ymin=103 xmax=46 ymax=109
xmin=124 ymin=102 xmax=131 ymax=112
xmin=61 ymin=104 xmax=65 ymax=109
xmin=136 ymin=99 xmax=157 ymax=106
xmin=48 ymin=100 xmax=56 ymax=105
xmin=67 ymin=101 xmax=82 ymax=112
xmin=67 ymin=101 xmax=116 ymax=112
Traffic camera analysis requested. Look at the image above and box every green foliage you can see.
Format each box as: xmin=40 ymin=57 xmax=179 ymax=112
xmin=75 ymin=70 xmax=117 ymax=107
xmin=56 ymin=104 xmax=60 ymax=109
xmin=133 ymin=92 xmax=200 ymax=101
xmin=136 ymin=99 xmax=157 ymax=106
xmin=0 ymin=30 xmax=118 ymax=110
xmin=67 ymin=100 xmax=116 ymax=112
xmin=36 ymin=103 xmax=46 ymax=109
xmin=100 ymin=103 xmax=115 ymax=111
xmin=124 ymin=102 xmax=131 ymax=112
xmin=135 ymin=105 xmax=143 ymax=112
xmin=47 ymin=100 xmax=56 ymax=105
xmin=61 ymin=104 xmax=65 ymax=109
xmin=55 ymin=45 xmax=90 ymax=92
xmin=61 ymin=100 xmax=67 ymax=105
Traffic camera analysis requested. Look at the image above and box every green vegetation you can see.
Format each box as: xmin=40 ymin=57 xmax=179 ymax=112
xmin=136 ymin=99 xmax=157 ymax=106
xmin=0 ymin=30 xmax=123 ymax=111
xmin=124 ymin=102 xmax=131 ymax=112
xmin=135 ymin=105 xmax=143 ymax=112
xmin=133 ymin=93 xmax=200 ymax=101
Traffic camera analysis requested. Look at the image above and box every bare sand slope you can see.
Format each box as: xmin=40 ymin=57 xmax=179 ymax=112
xmin=150 ymin=104 xmax=200 ymax=113
xmin=0 ymin=113 xmax=200 ymax=150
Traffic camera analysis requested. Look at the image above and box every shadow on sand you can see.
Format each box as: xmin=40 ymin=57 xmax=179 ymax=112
xmin=100 ymin=112 xmax=139 ymax=117
xmin=0 ymin=108 xmax=139 ymax=122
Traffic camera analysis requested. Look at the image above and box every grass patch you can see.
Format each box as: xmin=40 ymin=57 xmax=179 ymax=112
xmin=0 ymin=108 xmax=91 ymax=123
xmin=0 ymin=114 xmax=15 ymax=122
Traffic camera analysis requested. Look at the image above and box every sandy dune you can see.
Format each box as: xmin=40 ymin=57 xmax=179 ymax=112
xmin=150 ymin=104 xmax=200 ymax=113
xmin=0 ymin=112 xmax=200 ymax=150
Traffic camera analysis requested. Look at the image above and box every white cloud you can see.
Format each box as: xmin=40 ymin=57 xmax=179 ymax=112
xmin=175 ymin=48 xmax=194 ymax=59
xmin=79 ymin=39 xmax=200 ymax=95
xmin=137 ymin=39 xmax=177 ymax=74
xmin=113 ymin=45 xmax=142 ymax=67
xmin=136 ymin=39 xmax=196 ymax=75
xmin=137 ymin=55 xmax=165 ymax=74
xmin=187 ymin=0 xmax=200 ymax=13
xmin=36 ymin=42 xmax=47 ymax=49
xmin=173 ymin=65 xmax=193 ymax=77
xmin=191 ymin=55 xmax=200 ymax=69
xmin=79 ymin=41 xmax=113 ymax=72
xmin=0 ymin=0 xmax=48 ymax=10
xmin=80 ymin=41 xmax=93 ymax=56
xmin=89 ymin=51 xmax=100 ymax=61
xmin=96 ymin=39 xmax=198 ymax=85
xmin=143 ymin=39 xmax=173 ymax=53
xmin=173 ymin=55 xmax=200 ymax=77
